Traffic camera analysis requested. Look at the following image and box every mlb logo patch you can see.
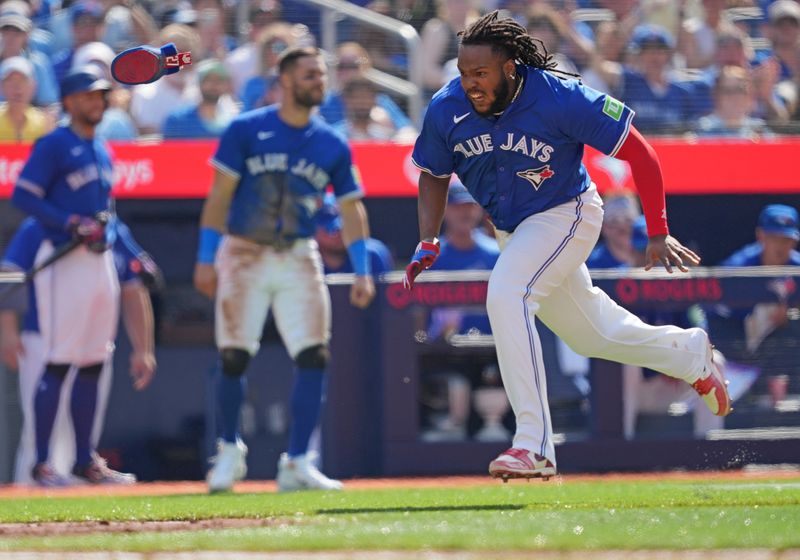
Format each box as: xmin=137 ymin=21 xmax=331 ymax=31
xmin=603 ymin=96 xmax=624 ymax=121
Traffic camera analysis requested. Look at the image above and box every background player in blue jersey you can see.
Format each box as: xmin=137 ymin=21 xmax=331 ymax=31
xmin=193 ymin=46 xmax=376 ymax=493
xmin=315 ymin=193 xmax=394 ymax=276
xmin=0 ymin=217 xmax=157 ymax=486
xmin=8 ymin=65 xmax=153 ymax=485
xmin=404 ymin=11 xmax=733 ymax=482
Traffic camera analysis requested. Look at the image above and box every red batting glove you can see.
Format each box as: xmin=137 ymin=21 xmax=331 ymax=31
xmin=67 ymin=215 xmax=106 ymax=246
xmin=403 ymin=238 xmax=440 ymax=290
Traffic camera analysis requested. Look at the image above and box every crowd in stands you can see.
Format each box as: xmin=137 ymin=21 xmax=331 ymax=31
xmin=1 ymin=0 xmax=800 ymax=141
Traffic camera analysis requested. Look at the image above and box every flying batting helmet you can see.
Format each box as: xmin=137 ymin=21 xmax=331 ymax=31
xmin=60 ymin=65 xmax=111 ymax=99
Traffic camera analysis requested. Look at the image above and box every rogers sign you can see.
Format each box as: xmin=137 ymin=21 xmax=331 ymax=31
xmin=386 ymin=281 xmax=488 ymax=309
xmin=614 ymin=278 xmax=723 ymax=306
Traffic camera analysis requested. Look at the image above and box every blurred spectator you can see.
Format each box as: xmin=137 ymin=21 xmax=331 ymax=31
xmin=0 ymin=56 xmax=52 ymax=142
xmin=524 ymin=5 xmax=580 ymax=76
xmin=419 ymin=0 xmax=479 ymax=99
xmin=315 ymin=193 xmax=394 ymax=276
xmin=586 ymin=191 xmax=640 ymax=269
xmin=588 ymin=24 xmax=698 ymax=134
xmin=101 ymin=0 xmax=158 ymax=52
xmin=580 ymin=17 xmax=634 ymax=93
xmin=622 ymin=215 xmax=724 ymax=439
xmin=0 ymin=1 xmax=58 ymax=106
xmin=194 ymin=0 xmax=237 ymax=61
xmin=679 ymin=0 xmax=731 ymax=70
xmin=1 ymin=0 xmax=53 ymax=56
xmin=162 ymin=59 xmax=239 ymax=139
xmin=51 ymin=1 xmax=105 ymax=82
xmin=239 ymin=22 xmax=298 ymax=111
xmin=334 ymin=77 xmax=417 ymax=141
xmin=130 ymin=24 xmax=202 ymax=135
xmin=225 ymin=0 xmax=282 ymax=94
xmin=69 ymin=40 xmax=137 ymax=140
xmin=752 ymin=0 xmax=800 ymax=121
xmin=318 ymin=42 xmax=412 ymax=130
xmin=695 ymin=65 xmax=772 ymax=139
xmin=427 ymin=182 xmax=499 ymax=340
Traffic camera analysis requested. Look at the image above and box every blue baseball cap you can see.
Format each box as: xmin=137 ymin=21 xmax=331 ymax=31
xmin=60 ymin=65 xmax=111 ymax=99
xmin=758 ymin=204 xmax=800 ymax=240
xmin=631 ymin=215 xmax=649 ymax=252
xmin=630 ymin=24 xmax=675 ymax=51
xmin=71 ymin=1 xmax=103 ymax=23
xmin=316 ymin=193 xmax=342 ymax=233
xmin=447 ymin=181 xmax=476 ymax=205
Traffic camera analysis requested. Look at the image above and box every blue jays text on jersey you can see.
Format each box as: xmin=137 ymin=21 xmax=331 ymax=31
xmin=0 ymin=217 xmax=144 ymax=333
xmin=211 ymin=106 xmax=363 ymax=245
xmin=12 ymin=126 xmax=115 ymax=245
xmin=412 ymin=65 xmax=635 ymax=233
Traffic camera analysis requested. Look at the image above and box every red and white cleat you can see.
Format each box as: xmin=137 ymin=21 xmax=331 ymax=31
xmin=488 ymin=448 xmax=556 ymax=483
xmin=691 ymin=345 xmax=733 ymax=417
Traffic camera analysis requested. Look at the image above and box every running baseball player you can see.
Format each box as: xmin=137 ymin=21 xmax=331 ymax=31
xmin=404 ymin=11 xmax=732 ymax=481
xmin=8 ymin=65 xmax=154 ymax=485
xmin=0 ymin=217 xmax=157 ymax=485
xmin=193 ymin=46 xmax=375 ymax=493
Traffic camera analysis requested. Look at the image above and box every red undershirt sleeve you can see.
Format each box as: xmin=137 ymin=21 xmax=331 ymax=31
xmin=613 ymin=125 xmax=669 ymax=237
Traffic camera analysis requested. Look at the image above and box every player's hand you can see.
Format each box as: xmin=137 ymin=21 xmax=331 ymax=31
xmin=403 ymin=239 xmax=440 ymax=290
xmin=67 ymin=215 xmax=107 ymax=252
xmin=132 ymin=252 xmax=165 ymax=292
xmin=129 ymin=350 xmax=156 ymax=390
xmin=645 ymin=234 xmax=700 ymax=273
xmin=350 ymin=275 xmax=375 ymax=309
xmin=0 ymin=329 xmax=22 ymax=371
xmin=193 ymin=262 xmax=217 ymax=298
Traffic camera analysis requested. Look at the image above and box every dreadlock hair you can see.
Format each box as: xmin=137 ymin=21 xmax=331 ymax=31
xmin=458 ymin=10 xmax=578 ymax=78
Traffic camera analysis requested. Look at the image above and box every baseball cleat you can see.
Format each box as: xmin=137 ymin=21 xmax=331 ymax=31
xmin=31 ymin=463 xmax=71 ymax=487
xmin=207 ymin=438 xmax=248 ymax=493
xmin=691 ymin=345 xmax=733 ymax=416
xmin=276 ymin=451 xmax=343 ymax=492
xmin=488 ymin=448 xmax=556 ymax=482
xmin=72 ymin=454 xmax=136 ymax=485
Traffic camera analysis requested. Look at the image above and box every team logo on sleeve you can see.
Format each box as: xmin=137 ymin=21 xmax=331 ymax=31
xmin=602 ymin=96 xmax=624 ymax=121
xmin=517 ymin=166 xmax=554 ymax=190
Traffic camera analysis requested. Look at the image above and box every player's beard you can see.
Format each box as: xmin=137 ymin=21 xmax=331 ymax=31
xmin=293 ymin=87 xmax=324 ymax=109
xmin=485 ymin=77 xmax=511 ymax=116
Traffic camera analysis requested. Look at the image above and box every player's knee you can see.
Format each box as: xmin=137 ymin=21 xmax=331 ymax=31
xmin=77 ymin=362 xmax=103 ymax=379
xmin=220 ymin=348 xmax=250 ymax=377
xmin=294 ymin=344 xmax=329 ymax=370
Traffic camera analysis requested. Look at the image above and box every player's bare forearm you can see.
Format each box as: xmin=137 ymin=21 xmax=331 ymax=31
xmin=338 ymin=197 xmax=370 ymax=246
xmin=121 ymin=283 xmax=156 ymax=389
xmin=200 ymin=170 xmax=238 ymax=232
xmin=418 ymin=172 xmax=450 ymax=241
xmin=0 ymin=310 xmax=22 ymax=371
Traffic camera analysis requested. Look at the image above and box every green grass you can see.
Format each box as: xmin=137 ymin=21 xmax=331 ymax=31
xmin=1 ymin=479 xmax=799 ymax=551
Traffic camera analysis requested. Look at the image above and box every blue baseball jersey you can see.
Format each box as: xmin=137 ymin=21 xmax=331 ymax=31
xmin=412 ymin=66 xmax=635 ymax=233
xmin=211 ymin=106 xmax=363 ymax=245
xmin=12 ymin=125 xmax=114 ymax=245
xmin=721 ymin=242 xmax=800 ymax=267
xmin=322 ymin=238 xmax=395 ymax=275
xmin=1 ymin=217 xmax=142 ymax=333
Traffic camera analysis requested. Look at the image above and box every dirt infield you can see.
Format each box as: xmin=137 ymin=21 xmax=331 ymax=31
xmin=0 ymin=467 xmax=798 ymax=541
xmin=1 ymin=466 xmax=799 ymax=500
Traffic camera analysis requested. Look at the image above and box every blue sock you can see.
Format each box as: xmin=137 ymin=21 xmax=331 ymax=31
xmin=34 ymin=364 xmax=70 ymax=465
xmin=217 ymin=370 xmax=245 ymax=443
xmin=71 ymin=363 xmax=102 ymax=467
xmin=287 ymin=368 xmax=325 ymax=457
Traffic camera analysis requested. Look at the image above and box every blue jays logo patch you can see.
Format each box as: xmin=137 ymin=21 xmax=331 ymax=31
xmin=517 ymin=166 xmax=555 ymax=190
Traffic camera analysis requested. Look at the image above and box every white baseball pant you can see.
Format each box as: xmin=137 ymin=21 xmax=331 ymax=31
xmin=488 ymin=184 xmax=710 ymax=464
xmin=215 ymin=235 xmax=331 ymax=358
